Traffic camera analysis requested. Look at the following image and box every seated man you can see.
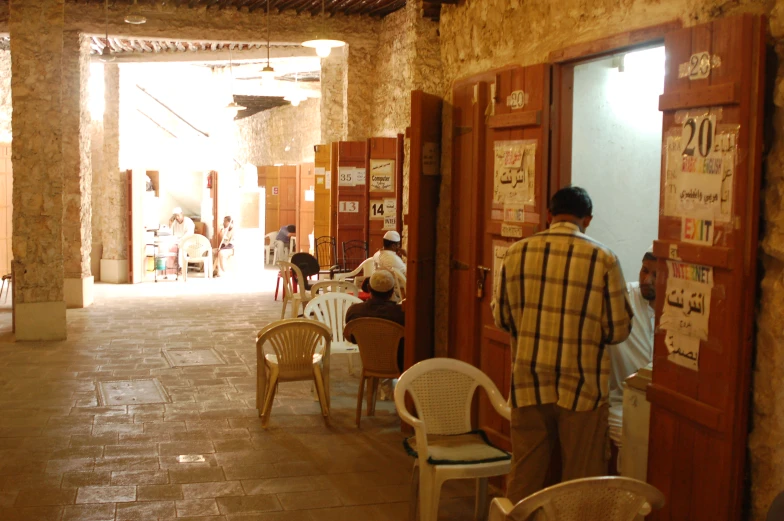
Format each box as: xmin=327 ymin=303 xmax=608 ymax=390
xmin=373 ymin=231 xmax=406 ymax=276
xmin=166 ymin=207 xmax=195 ymax=272
xmin=213 ymin=216 xmax=235 ymax=277
xmin=345 ymin=270 xmax=404 ymax=400
xmin=275 ymin=224 xmax=296 ymax=260
xmin=608 ymin=248 xmax=657 ymax=470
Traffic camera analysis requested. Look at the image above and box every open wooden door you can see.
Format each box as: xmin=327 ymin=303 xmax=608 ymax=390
xmin=404 ymin=91 xmax=442 ymax=370
xmin=279 ymin=165 xmax=297 ymax=236
xmin=448 ymin=64 xmax=551 ymax=451
xmin=367 ymin=136 xmax=402 ymax=254
xmin=297 ymin=162 xmax=315 ymax=254
xmin=263 ymin=166 xmax=280 ymax=235
xmin=313 ymin=144 xmax=332 ymax=253
xmin=647 ymin=15 xmax=764 ymax=521
xmin=335 ymin=141 xmax=368 ymax=269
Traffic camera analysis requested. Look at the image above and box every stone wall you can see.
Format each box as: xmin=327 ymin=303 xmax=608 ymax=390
xmin=0 ymin=51 xmax=11 ymax=143
xmin=9 ymin=0 xmax=66 ymax=305
xmin=436 ymin=0 xmax=779 ymax=518
xmin=101 ymin=64 xmax=126 ymax=261
xmin=372 ymin=8 xmax=410 ymax=137
xmin=320 ymin=52 xmax=347 ymax=144
xmin=61 ymin=32 xmax=92 ymax=280
xmin=345 ymin=43 xmax=377 ymax=141
xmin=235 ymin=98 xmax=321 ymax=166
xmin=90 ymin=118 xmax=105 ymax=278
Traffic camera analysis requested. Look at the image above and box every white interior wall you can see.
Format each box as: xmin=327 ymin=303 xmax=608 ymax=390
xmin=157 ymin=171 xmax=204 ymax=223
xmin=571 ymin=46 xmax=664 ymax=279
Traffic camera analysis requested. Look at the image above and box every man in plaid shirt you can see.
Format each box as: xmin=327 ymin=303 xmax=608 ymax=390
xmin=492 ymin=186 xmax=633 ymax=502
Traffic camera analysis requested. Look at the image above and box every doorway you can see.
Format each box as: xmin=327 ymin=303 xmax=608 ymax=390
xmin=569 ymin=45 xmax=664 ymax=276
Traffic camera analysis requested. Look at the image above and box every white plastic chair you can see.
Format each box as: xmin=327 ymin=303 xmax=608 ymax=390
xmin=488 ymin=476 xmax=666 ymax=521
xmin=310 ymin=280 xmax=361 ymax=298
xmin=255 ymin=318 xmax=332 ymax=428
xmin=390 ymin=267 xmax=407 ymax=301
xmin=264 ymin=232 xmax=277 ymax=264
xmin=394 ymin=358 xmax=512 ymax=521
xmin=277 ymin=260 xmax=314 ymax=318
xmin=180 ymin=234 xmax=213 ymax=281
xmin=304 ymin=293 xmax=362 ymax=379
xmin=334 ymin=257 xmax=375 ymax=289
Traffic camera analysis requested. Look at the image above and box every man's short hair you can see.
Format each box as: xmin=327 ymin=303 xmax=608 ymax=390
xmin=369 ymin=287 xmax=395 ymax=300
xmin=286 ymin=224 xmax=296 ymax=233
xmin=643 ymin=252 xmax=657 ymax=262
xmin=549 ymin=186 xmax=593 ymax=218
xmin=383 ymin=239 xmax=398 ymax=249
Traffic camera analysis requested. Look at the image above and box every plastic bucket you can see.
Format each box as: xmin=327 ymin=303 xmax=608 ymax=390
xmin=155 ymin=256 xmax=166 ymax=271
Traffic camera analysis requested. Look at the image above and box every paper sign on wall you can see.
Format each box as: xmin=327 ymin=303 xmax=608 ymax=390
xmin=370 ymin=160 xmax=395 ymax=192
xmin=493 ymin=244 xmax=509 ymax=300
xmin=369 ymin=199 xmax=385 ymax=220
xmin=501 ymin=224 xmax=523 ymax=239
xmin=503 ymin=204 xmax=525 ymax=223
xmin=339 ymin=201 xmax=359 ymax=213
xmin=325 ymin=170 xmax=331 ymax=190
xmin=338 ymin=167 xmax=357 ymax=187
xmin=315 ymin=167 xmax=326 ymax=176
xmin=423 ymin=142 xmax=440 ymax=176
xmin=355 ymin=168 xmax=366 ymax=185
xmin=316 ymin=176 xmax=324 ymax=185
xmin=665 ymin=332 xmax=700 ymax=370
xmin=304 ymin=189 xmax=315 ymax=202
xmin=681 ymin=217 xmax=714 ymax=245
xmin=383 ymin=198 xmax=396 ymax=216
xmin=493 ymin=140 xmax=536 ymax=206
xmin=660 ymin=260 xmax=713 ymax=341
xmin=272 ymin=186 xmax=279 ymax=195
xmin=383 ymin=216 xmax=396 ymax=230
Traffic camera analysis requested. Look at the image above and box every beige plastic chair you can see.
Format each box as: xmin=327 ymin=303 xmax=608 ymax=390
xmin=488 ymin=476 xmax=665 ymax=521
xmin=343 ymin=318 xmax=404 ymax=427
xmin=390 ymin=267 xmax=407 ymax=301
xmin=255 ymin=319 xmax=332 ymax=428
xmin=304 ymin=293 xmax=362 ymax=378
xmin=277 ymin=261 xmax=314 ymax=318
xmin=264 ymin=231 xmax=277 ymax=264
xmin=394 ymin=358 xmax=512 ymax=521
xmin=334 ymin=257 xmax=375 ymax=288
xmin=180 ymin=234 xmax=213 ymax=281
xmin=310 ymin=280 xmax=361 ymax=298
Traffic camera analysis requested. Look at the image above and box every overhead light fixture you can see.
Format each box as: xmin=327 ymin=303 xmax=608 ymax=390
xmin=124 ymin=0 xmax=147 ymax=24
xmin=302 ymin=0 xmax=345 ymax=58
xmin=284 ymin=73 xmax=307 ymax=107
xmin=100 ymin=0 xmax=115 ymax=62
xmin=225 ymin=49 xmax=246 ymax=115
xmin=261 ymin=0 xmax=275 ymax=84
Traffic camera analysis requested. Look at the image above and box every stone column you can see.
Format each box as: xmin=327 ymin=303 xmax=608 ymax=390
xmin=345 ymin=43 xmax=375 ymax=142
xmin=10 ymin=0 xmax=67 ymax=340
xmin=100 ymin=63 xmax=128 ymax=283
xmin=61 ymin=31 xmax=93 ymax=308
xmin=320 ymin=51 xmax=347 ymax=144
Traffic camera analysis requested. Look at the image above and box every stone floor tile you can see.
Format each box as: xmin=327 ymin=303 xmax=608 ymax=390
xmin=276 ymin=490 xmax=342 ymax=511
xmin=0 ymin=490 xmax=18 ymax=507
xmin=137 ymin=484 xmax=183 ymax=502
xmin=76 ymin=485 xmax=136 ymax=504
xmin=216 ymin=494 xmax=282 ymax=515
xmin=103 ymin=444 xmax=158 ymax=458
xmin=240 ymin=476 xmax=332 ymax=496
xmin=181 ymin=481 xmax=244 ymax=499
xmin=169 ymin=467 xmax=226 ymax=484
xmin=62 ymin=503 xmax=116 ymax=521
xmin=15 ymin=485 xmax=77 ymax=506
xmin=176 ymin=498 xmax=221 ymax=517
xmin=228 ymin=513 xmax=310 ymax=521
xmin=62 ymin=471 xmax=113 ymax=488
xmin=46 ymin=458 xmax=96 ymax=474
xmin=111 ymin=470 xmax=169 ymax=486
xmin=0 ymin=506 xmax=65 ymax=521
xmin=115 ymin=500 xmax=176 ymax=520
xmin=159 ymin=440 xmax=215 ymax=456
xmin=221 ymin=465 xmax=278 ymax=481
xmin=213 ymin=439 xmax=254 ymax=453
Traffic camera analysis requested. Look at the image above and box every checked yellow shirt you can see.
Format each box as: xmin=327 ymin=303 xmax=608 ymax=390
xmin=492 ymin=222 xmax=633 ymax=412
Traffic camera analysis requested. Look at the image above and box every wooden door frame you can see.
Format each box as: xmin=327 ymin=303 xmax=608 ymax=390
xmin=549 ymin=21 xmax=681 ymax=199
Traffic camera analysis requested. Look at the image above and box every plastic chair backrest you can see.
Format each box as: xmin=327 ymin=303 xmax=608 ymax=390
xmin=182 ymin=234 xmax=211 ymax=259
xmin=265 ymin=231 xmax=277 ymax=246
xmin=310 ymin=280 xmax=361 ymax=298
xmin=344 ymin=318 xmax=404 ymax=375
xmin=314 ymin=236 xmax=337 ymax=268
xmin=395 ymin=358 xmax=507 ymax=436
xmin=303 ymin=293 xmax=362 ymax=344
xmin=256 ymin=319 xmax=332 ymax=374
xmin=390 ymin=268 xmax=406 ymax=300
xmin=504 ymin=476 xmax=666 ymax=521
xmin=277 ymin=261 xmax=297 ymax=296
xmin=290 ymin=252 xmax=321 ymax=278
xmin=767 ymin=491 xmax=784 ymax=521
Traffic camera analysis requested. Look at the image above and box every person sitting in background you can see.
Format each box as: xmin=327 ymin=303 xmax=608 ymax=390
xmin=345 ymin=270 xmax=405 ymax=400
xmin=170 ymin=207 xmax=195 ymax=239
xmin=213 ymin=216 xmax=235 ymax=278
xmin=275 ymin=224 xmax=296 ymax=260
xmin=373 ymin=231 xmax=406 ymax=276
xmin=607 ymin=248 xmax=657 ymax=472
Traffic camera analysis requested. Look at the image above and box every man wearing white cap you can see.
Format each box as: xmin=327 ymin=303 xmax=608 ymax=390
xmin=169 ymin=207 xmax=195 ymax=239
xmin=373 ymin=230 xmax=406 ymax=276
xmin=346 ymin=270 xmax=405 ymax=399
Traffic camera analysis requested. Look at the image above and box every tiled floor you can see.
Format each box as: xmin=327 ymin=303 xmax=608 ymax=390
xmin=0 ymin=269 xmax=475 ymax=520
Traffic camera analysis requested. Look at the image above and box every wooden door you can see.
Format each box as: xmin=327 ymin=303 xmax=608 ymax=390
xmin=278 ymin=165 xmax=297 ymax=236
xmin=297 ymin=162 xmax=315 ymax=254
xmin=367 ymin=136 xmax=402 ymax=254
xmin=335 ymin=141 xmax=367 ymax=269
xmin=448 ymin=65 xmax=551 ymax=450
xmin=0 ymin=144 xmax=12 ymax=277
xmin=313 ymin=144 xmax=332 ymax=249
xmin=126 ymin=169 xmax=133 ymax=283
xmin=404 ymin=91 xmax=442 ymax=370
xmin=210 ymin=171 xmax=219 ymax=247
xmin=263 ymin=166 xmax=280 ymax=235
xmin=646 ymin=15 xmax=764 ymax=521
